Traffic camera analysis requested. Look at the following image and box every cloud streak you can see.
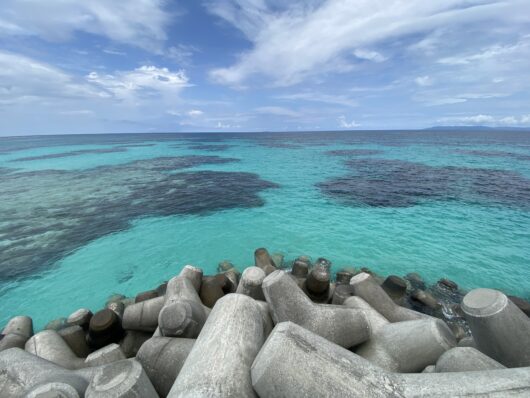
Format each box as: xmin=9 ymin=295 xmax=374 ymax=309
xmin=208 ymin=0 xmax=527 ymax=86
xmin=0 ymin=0 xmax=171 ymax=51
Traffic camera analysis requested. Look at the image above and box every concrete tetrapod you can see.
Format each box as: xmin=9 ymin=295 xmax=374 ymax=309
xmin=136 ymin=337 xmax=195 ymax=397
xmin=0 ymin=348 xmax=90 ymax=397
xmin=236 ymin=266 xmax=266 ymax=301
xmin=303 ymin=266 xmax=332 ymax=303
xmin=122 ymin=266 xmax=203 ymax=334
xmin=158 ymin=275 xmax=207 ymax=338
xmin=355 ymin=319 xmax=456 ymax=373
xmin=25 ymin=382 xmax=81 ymax=398
xmin=251 ymin=322 xmax=530 ymax=398
xmin=120 ymin=330 xmax=152 ymax=358
xmin=435 ymin=347 xmax=506 ymax=372
xmin=58 ymin=325 xmax=91 ymax=358
xmin=0 ymin=347 xmax=158 ymax=398
xmin=350 ymin=273 xmax=432 ymax=322
xmin=262 ymin=270 xmax=370 ymax=348
xmin=461 ymin=288 xmax=530 ymax=367
xmin=0 ymin=315 xmax=33 ymax=351
xmin=167 ymin=294 xmax=265 ymax=398
xmin=25 ymin=330 xmax=86 ymax=370
xmin=84 ymin=343 xmax=126 ymax=367
xmin=85 ymin=359 xmax=158 ymax=398
xmin=343 ymin=296 xmax=389 ymax=333
xmin=254 ymin=248 xmax=277 ymax=275
xmin=178 ymin=265 xmax=203 ymax=292
xmin=122 ymin=296 xmax=165 ymax=332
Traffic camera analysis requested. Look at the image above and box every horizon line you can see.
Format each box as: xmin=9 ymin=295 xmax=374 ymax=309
xmin=2 ymin=126 xmax=530 ymax=139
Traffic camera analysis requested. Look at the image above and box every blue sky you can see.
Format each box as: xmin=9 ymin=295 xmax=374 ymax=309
xmin=0 ymin=0 xmax=529 ymax=135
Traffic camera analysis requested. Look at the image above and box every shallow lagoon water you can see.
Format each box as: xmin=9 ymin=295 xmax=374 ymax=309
xmin=0 ymin=131 xmax=529 ymax=329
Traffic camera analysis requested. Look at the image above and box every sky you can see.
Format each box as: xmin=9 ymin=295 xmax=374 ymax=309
xmin=0 ymin=0 xmax=529 ymax=135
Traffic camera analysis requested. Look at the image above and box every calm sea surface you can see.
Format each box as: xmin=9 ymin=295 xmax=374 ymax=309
xmin=1 ymin=131 xmax=529 ymax=329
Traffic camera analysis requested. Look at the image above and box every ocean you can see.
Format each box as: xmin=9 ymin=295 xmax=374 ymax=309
xmin=1 ymin=130 xmax=529 ymax=329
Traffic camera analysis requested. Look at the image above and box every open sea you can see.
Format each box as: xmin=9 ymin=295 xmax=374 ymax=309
xmin=1 ymin=130 xmax=529 ymax=329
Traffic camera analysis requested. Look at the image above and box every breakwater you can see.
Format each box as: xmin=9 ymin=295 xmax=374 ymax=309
xmin=1 ymin=247 xmax=529 ymax=397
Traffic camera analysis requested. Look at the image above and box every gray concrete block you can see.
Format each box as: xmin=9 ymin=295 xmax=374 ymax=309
xmin=254 ymin=248 xmax=277 ymax=275
xmin=251 ymin=322 xmax=530 ymax=398
xmin=435 ymin=347 xmax=506 ymax=372
xmin=461 ymin=288 xmax=530 ymax=367
xmin=168 ymin=294 xmax=264 ymax=398
xmin=85 ymin=359 xmax=158 ymax=398
xmin=25 ymin=382 xmax=80 ymax=398
xmin=119 ymin=330 xmax=152 ymax=358
xmin=159 ymin=276 xmax=207 ymax=338
xmin=136 ymin=337 xmax=195 ymax=397
xmin=58 ymin=325 xmax=91 ymax=358
xmin=457 ymin=336 xmax=477 ymax=348
xmin=343 ymin=296 xmax=389 ymax=333
xmin=355 ymin=319 xmax=456 ymax=372
xmin=122 ymin=296 xmax=165 ymax=332
xmin=178 ymin=265 xmax=203 ymax=293
xmin=85 ymin=344 xmax=126 ymax=367
xmin=350 ymin=272 xmax=432 ymax=322
xmin=0 ymin=315 xmax=33 ymax=352
xmin=263 ymin=270 xmax=370 ymax=348
xmin=0 ymin=348 xmax=90 ymax=397
xmin=25 ymin=330 xmax=85 ymax=370
xmin=235 ymin=266 xmax=266 ymax=301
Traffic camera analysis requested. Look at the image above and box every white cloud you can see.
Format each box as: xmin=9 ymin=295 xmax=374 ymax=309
xmin=0 ymin=0 xmax=170 ymax=51
xmin=438 ymin=114 xmax=530 ymax=126
xmin=187 ymin=109 xmax=204 ymax=117
xmin=353 ymin=49 xmax=387 ymax=63
xmin=215 ymin=121 xmax=241 ymax=129
xmin=255 ymin=106 xmax=301 ymax=117
xmin=277 ymin=92 xmax=358 ymax=107
xmin=437 ymin=37 xmax=530 ymax=65
xmin=59 ymin=109 xmax=95 ymax=116
xmin=86 ymin=66 xmax=189 ymax=100
xmin=415 ymin=75 xmax=433 ymax=87
xmin=0 ymin=50 xmax=104 ymax=105
xmin=166 ymin=44 xmax=199 ymax=65
xmin=338 ymin=115 xmax=360 ymax=128
xmin=208 ymin=0 xmax=526 ymax=86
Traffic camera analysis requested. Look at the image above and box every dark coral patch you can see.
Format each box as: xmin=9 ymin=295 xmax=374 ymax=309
xmin=11 ymin=147 xmax=129 ymax=162
xmin=317 ymin=158 xmax=530 ymax=209
xmin=325 ymin=149 xmax=384 ymax=157
xmin=455 ymin=149 xmax=530 ymax=161
xmin=188 ymin=144 xmax=233 ymax=152
xmin=0 ymin=156 xmax=277 ymax=281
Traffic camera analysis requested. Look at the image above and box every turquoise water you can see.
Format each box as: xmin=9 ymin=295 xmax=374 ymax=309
xmin=0 ymin=131 xmax=529 ymax=329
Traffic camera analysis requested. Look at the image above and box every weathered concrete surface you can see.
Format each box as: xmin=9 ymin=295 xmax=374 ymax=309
xmin=462 ymin=288 xmax=530 ymax=367
xmin=251 ymin=322 xmax=530 ymax=398
xmin=84 ymin=343 xmax=126 ymax=367
xmin=350 ymin=273 xmax=432 ymax=322
xmin=122 ymin=296 xmax=165 ymax=332
xmin=343 ymin=296 xmax=389 ymax=333
xmin=435 ymin=347 xmax=506 ymax=372
xmin=236 ymin=266 xmax=266 ymax=301
xmin=85 ymin=359 xmax=158 ymax=398
xmin=25 ymin=330 xmax=85 ymax=370
xmin=355 ymin=319 xmax=456 ymax=372
xmin=0 ymin=348 xmax=90 ymax=397
xmin=159 ymin=276 xmax=207 ymax=338
xmin=136 ymin=337 xmax=195 ymax=397
xmin=168 ymin=294 xmax=264 ymax=398
xmin=263 ymin=270 xmax=370 ymax=348
xmin=0 ymin=315 xmax=33 ymax=352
